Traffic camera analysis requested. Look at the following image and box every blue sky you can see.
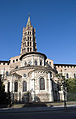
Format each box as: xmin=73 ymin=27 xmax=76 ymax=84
xmin=0 ymin=0 xmax=76 ymax=64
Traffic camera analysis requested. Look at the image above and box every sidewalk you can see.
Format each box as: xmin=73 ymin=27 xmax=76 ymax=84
xmin=0 ymin=104 xmax=76 ymax=113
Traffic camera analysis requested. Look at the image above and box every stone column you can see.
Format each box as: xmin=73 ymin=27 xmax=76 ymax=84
xmin=10 ymin=81 xmax=12 ymax=92
xmin=21 ymin=61 xmax=24 ymax=67
xmin=45 ymin=77 xmax=47 ymax=91
xmin=38 ymin=57 xmax=40 ymax=66
xmin=11 ymin=75 xmax=14 ymax=102
xmin=48 ymin=72 xmax=53 ymax=102
xmin=42 ymin=58 xmax=44 ymax=66
xmin=30 ymin=72 xmax=35 ymax=101
xmin=32 ymin=56 xmax=34 ymax=65
xmin=11 ymin=76 xmax=14 ymax=93
xmin=18 ymin=81 xmax=19 ymax=101
xmin=5 ymin=83 xmax=8 ymax=92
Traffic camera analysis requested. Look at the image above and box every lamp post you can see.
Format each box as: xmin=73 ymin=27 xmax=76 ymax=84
xmin=62 ymin=77 xmax=67 ymax=110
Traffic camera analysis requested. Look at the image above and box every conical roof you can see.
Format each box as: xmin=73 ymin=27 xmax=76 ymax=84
xmin=26 ymin=16 xmax=31 ymax=27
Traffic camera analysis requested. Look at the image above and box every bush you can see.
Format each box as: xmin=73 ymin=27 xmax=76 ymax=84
xmin=0 ymin=76 xmax=11 ymax=107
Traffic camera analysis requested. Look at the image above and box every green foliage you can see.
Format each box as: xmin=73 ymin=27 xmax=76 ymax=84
xmin=67 ymin=93 xmax=76 ymax=101
xmin=0 ymin=76 xmax=11 ymax=106
xmin=56 ymin=73 xmax=63 ymax=78
xmin=66 ymin=78 xmax=76 ymax=93
xmin=56 ymin=74 xmax=76 ymax=101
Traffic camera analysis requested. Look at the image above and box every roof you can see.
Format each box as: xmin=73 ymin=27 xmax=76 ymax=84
xmin=0 ymin=60 xmax=10 ymax=63
xmin=20 ymin=52 xmax=47 ymax=60
xmin=26 ymin=16 xmax=31 ymax=27
xmin=11 ymin=72 xmax=22 ymax=77
xmin=54 ymin=64 xmax=76 ymax=66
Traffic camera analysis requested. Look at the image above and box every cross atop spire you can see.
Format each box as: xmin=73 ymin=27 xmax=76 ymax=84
xmin=26 ymin=16 xmax=31 ymax=27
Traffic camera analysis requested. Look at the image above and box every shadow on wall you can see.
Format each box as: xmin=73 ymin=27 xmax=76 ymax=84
xmin=22 ymin=92 xmax=48 ymax=107
xmin=52 ymin=80 xmax=60 ymax=102
xmin=11 ymin=75 xmax=61 ymax=105
xmin=22 ymin=91 xmax=40 ymax=103
xmin=34 ymin=96 xmax=40 ymax=102
xmin=21 ymin=91 xmax=54 ymax=107
xmin=14 ymin=79 xmax=61 ymax=104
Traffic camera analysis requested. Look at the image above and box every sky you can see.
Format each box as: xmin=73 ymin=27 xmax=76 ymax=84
xmin=0 ymin=0 xmax=76 ymax=64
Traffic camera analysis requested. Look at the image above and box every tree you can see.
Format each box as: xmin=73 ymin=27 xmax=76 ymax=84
xmin=66 ymin=78 xmax=76 ymax=101
xmin=66 ymin=78 xmax=76 ymax=93
xmin=0 ymin=75 xmax=11 ymax=107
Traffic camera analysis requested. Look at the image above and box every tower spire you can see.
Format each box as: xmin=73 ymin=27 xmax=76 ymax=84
xmin=26 ymin=16 xmax=31 ymax=27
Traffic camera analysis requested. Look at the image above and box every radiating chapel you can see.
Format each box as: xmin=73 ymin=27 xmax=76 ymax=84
xmin=0 ymin=17 xmax=76 ymax=102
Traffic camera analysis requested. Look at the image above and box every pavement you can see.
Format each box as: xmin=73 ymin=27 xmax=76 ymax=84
xmin=0 ymin=104 xmax=76 ymax=113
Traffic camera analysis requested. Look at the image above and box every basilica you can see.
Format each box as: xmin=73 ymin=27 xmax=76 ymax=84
xmin=0 ymin=17 xmax=76 ymax=103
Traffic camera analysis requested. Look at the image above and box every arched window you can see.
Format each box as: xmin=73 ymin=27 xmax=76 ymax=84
xmin=6 ymin=71 xmax=9 ymax=76
xmin=28 ymin=37 xmax=29 ymax=40
xmin=25 ymin=61 xmax=27 ymax=66
xmin=66 ymin=73 xmax=69 ymax=78
xmin=74 ymin=73 xmax=76 ymax=78
xmin=14 ymin=82 xmax=18 ymax=92
xmin=50 ymin=72 xmax=52 ymax=78
xmin=23 ymin=81 xmax=27 ymax=92
xmin=35 ymin=60 xmax=37 ymax=65
xmin=27 ymin=48 xmax=29 ymax=52
xmin=40 ymin=78 xmax=45 ymax=90
xmin=40 ymin=60 xmax=42 ymax=66
xmin=27 ymin=42 xmax=29 ymax=46
xmin=8 ymin=82 xmax=10 ymax=92
xmin=30 ymin=48 xmax=32 ymax=52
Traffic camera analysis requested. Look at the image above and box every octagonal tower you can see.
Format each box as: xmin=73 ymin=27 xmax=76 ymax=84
xmin=21 ymin=17 xmax=37 ymax=55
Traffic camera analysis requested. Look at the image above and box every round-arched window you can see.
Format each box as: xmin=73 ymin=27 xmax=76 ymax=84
xmin=39 ymin=78 xmax=45 ymax=90
xmin=34 ymin=60 xmax=37 ymax=66
xmin=74 ymin=73 xmax=76 ymax=78
xmin=25 ymin=61 xmax=27 ymax=66
xmin=14 ymin=82 xmax=18 ymax=92
xmin=40 ymin=60 xmax=42 ymax=66
xmin=23 ymin=81 xmax=27 ymax=92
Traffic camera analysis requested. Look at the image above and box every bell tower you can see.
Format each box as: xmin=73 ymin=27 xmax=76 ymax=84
xmin=20 ymin=17 xmax=37 ymax=55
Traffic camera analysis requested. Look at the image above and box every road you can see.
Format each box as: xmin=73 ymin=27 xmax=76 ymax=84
xmin=0 ymin=110 xmax=76 ymax=119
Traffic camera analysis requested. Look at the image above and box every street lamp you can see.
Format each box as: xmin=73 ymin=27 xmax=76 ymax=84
xmin=62 ymin=77 xmax=67 ymax=110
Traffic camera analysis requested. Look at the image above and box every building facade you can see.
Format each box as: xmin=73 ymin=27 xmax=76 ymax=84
xmin=0 ymin=17 xmax=75 ymax=102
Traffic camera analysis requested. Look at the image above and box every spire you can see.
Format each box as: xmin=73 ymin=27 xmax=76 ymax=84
xmin=26 ymin=16 xmax=31 ymax=27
